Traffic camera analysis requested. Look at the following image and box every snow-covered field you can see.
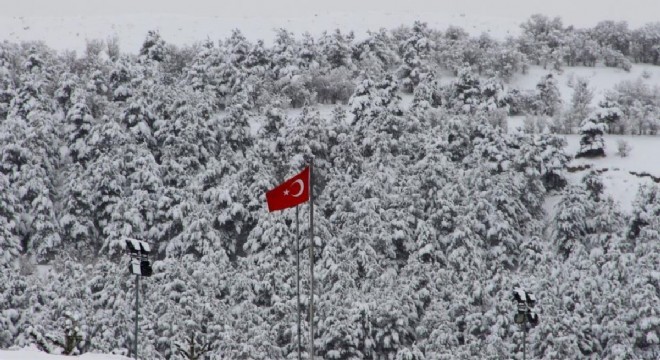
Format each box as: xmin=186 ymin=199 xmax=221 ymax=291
xmin=2 ymin=0 xmax=659 ymax=54
xmin=0 ymin=12 xmax=520 ymax=54
xmin=510 ymin=64 xmax=660 ymax=106
xmin=0 ymin=348 xmax=129 ymax=360
xmin=563 ymin=134 xmax=660 ymax=213
xmin=509 ymin=115 xmax=660 ymax=214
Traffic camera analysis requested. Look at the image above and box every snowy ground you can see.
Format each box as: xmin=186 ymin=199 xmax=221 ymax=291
xmin=0 ymin=348 xmax=129 ymax=360
xmin=523 ymin=131 xmax=660 ymax=215
xmin=3 ymin=0 xmax=660 ymax=54
xmin=509 ymin=64 xmax=660 ymax=107
xmin=562 ymin=134 xmax=660 ymax=213
xmin=0 ymin=12 xmax=521 ymax=55
xmin=509 ymin=115 xmax=660 ymax=214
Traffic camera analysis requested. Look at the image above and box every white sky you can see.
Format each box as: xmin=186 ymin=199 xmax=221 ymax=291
xmin=3 ymin=0 xmax=659 ymax=27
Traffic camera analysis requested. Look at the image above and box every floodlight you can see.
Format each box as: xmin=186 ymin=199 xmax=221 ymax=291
xmin=526 ymin=293 xmax=536 ymax=308
xmin=130 ymin=260 xmax=141 ymax=275
xmin=513 ymin=288 xmax=527 ymax=303
xmin=126 ymin=240 xmax=139 ymax=255
xmin=140 ymin=260 xmax=153 ymax=277
xmin=527 ymin=312 xmax=539 ymax=327
xmin=125 ymin=238 xmax=151 ymax=255
xmin=138 ymin=241 xmax=151 ymax=255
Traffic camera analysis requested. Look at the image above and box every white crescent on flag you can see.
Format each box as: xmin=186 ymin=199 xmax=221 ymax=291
xmin=290 ymin=179 xmax=305 ymax=197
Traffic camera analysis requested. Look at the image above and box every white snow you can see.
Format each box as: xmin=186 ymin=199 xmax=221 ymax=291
xmin=562 ymin=134 xmax=660 ymax=212
xmin=2 ymin=0 xmax=660 ymax=54
xmin=508 ymin=121 xmax=660 ymax=214
xmin=509 ymin=64 xmax=660 ymax=108
xmin=0 ymin=348 xmax=130 ymax=360
xmin=0 ymin=2 xmax=659 ymax=359
xmin=35 ymin=265 xmax=53 ymax=278
xmin=0 ymin=12 xmax=519 ymax=55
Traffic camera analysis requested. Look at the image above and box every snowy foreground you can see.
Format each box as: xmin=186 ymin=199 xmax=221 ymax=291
xmin=0 ymin=348 xmax=129 ymax=360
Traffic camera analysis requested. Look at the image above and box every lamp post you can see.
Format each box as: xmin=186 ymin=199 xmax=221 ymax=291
xmin=125 ymin=238 xmax=153 ymax=360
xmin=513 ymin=287 xmax=539 ymax=360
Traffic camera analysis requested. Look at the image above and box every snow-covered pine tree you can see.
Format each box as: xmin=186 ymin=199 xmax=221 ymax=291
xmin=109 ymin=56 xmax=136 ymax=102
xmin=576 ymin=114 xmax=608 ymax=158
xmin=0 ymin=149 xmax=20 ymax=265
xmin=0 ymin=46 xmax=15 ymax=120
xmin=64 ymin=91 xmax=95 ymax=165
xmin=564 ymin=77 xmax=594 ymax=134
xmin=534 ymin=73 xmax=562 ymax=117
xmin=319 ymin=29 xmax=354 ymax=70
xmin=553 ymin=184 xmax=593 ymax=258
xmin=219 ymin=90 xmax=254 ymax=154
xmin=397 ymin=21 xmax=432 ymax=93
xmin=2 ymin=53 xmax=62 ymax=261
xmin=445 ymin=64 xmax=482 ymax=114
xmin=139 ymin=30 xmax=167 ymax=63
xmin=625 ymin=184 xmax=660 ymax=357
xmin=534 ymin=134 xmax=570 ymax=191
xmin=411 ymin=72 xmax=442 ymax=111
xmin=352 ymin=28 xmax=398 ymax=77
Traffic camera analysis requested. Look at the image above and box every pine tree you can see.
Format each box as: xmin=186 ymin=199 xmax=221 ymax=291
xmin=535 ymin=73 xmax=562 ymax=117
xmin=0 ymin=47 xmax=14 ymax=120
xmin=64 ymin=92 xmax=94 ymax=165
xmin=352 ymin=29 xmax=398 ymax=77
xmin=576 ymin=114 xmax=608 ymax=158
xmin=397 ymin=21 xmax=432 ymax=93
xmin=565 ymin=77 xmax=594 ymax=134
xmin=319 ymin=29 xmax=354 ymax=70
xmin=446 ymin=65 xmax=482 ymax=113
xmin=2 ymin=56 xmax=62 ymax=261
xmin=109 ymin=56 xmax=135 ymax=102
xmin=139 ymin=30 xmax=167 ymax=63
xmin=411 ymin=72 xmax=442 ymax=111
xmin=553 ymin=184 xmax=593 ymax=258
xmin=0 ymin=172 xmax=20 ymax=266
xmin=220 ymin=91 xmax=254 ymax=154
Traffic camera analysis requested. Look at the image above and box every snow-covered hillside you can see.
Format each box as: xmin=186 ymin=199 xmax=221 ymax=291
xmin=0 ymin=12 xmax=521 ymax=54
xmin=563 ymin=134 xmax=659 ymax=213
xmin=510 ymin=64 xmax=660 ymax=106
xmin=2 ymin=2 xmax=660 ymax=358
xmin=3 ymin=0 xmax=660 ymax=54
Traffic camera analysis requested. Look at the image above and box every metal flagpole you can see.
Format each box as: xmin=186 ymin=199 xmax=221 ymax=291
xmin=135 ymin=275 xmax=139 ymax=360
xmin=308 ymin=160 xmax=314 ymax=360
xmin=296 ymin=206 xmax=301 ymax=360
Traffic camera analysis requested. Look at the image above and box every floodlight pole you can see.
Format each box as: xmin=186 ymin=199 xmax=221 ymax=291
xmin=523 ymin=320 xmax=526 ymax=360
xmin=135 ymin=274 xmax=139 ymax=360
xmin=125 ymin=238 xmax=152 ymax=360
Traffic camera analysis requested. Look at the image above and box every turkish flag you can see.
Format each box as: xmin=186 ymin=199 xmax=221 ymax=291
xmin=266 ymin=167 xmax=310 ymax=212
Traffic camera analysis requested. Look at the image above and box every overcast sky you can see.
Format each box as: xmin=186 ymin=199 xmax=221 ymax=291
xmin=3 ymin=0 xmax=659 ymax=27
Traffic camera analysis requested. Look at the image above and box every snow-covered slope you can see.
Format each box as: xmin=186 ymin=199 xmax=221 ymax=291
xmin=4 ymin=0 xmax=658 ymax=54
xmin=509 ymin=64 xmax=660 ymax=106
xmin=507 ymin=123 xmax=660 ymax=214
xmin=562 ymin=134 xmax=660 ymax=213
xmin=0 ymin=12 xmax=520 ymax=55
xmin=0 ymin=348 xmax=129 ymax=360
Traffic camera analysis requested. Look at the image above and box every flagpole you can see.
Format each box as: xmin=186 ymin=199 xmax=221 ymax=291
xmin=296 ymin=205 xmax=301 ymax=360
xmin=309 ymin=160 xmax=315 ymax=360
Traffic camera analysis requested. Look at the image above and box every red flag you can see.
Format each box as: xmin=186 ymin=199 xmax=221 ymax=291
xmin=266 ymin=167 xmax=310 ymax=212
